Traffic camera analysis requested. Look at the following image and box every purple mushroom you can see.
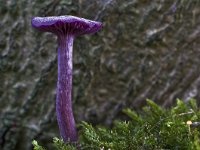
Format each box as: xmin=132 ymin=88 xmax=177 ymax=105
xmin=31 ymin=16 xmax=102 ymax=142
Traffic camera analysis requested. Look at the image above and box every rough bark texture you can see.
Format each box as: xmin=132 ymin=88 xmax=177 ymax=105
xmin=0 ymin=0 xmax=200 ymax=149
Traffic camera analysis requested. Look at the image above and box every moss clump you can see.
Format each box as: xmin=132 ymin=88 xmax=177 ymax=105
xmin=33 ymin=99 xmax=200 ymax=150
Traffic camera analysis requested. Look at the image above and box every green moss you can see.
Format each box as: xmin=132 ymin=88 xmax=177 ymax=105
xmin=33 ymin=99 xmax=200 ymax=150
xmin=32 ymin=140 xmax=45 ymax=150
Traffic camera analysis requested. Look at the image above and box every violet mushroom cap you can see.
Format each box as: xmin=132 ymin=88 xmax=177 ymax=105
xmin=31 ymin=15 xmax=102 ymax=36
xmin=31 ymin=15 xmax=102 ymax=142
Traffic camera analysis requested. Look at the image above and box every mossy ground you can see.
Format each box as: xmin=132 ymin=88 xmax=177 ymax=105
xmin=33 ymin=99 xmax=200 ymax=150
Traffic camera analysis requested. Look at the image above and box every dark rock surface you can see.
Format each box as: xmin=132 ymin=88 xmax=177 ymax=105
xmin=0 ymin=0 xmax=199 ymax=149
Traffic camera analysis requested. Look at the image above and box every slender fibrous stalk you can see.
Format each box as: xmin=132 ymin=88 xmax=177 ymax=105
xmin=56 ymin=34 xmax=77 ymax=142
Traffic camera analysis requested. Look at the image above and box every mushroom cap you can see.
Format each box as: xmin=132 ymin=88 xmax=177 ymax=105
xmin=31 ymin=15 xmax=102 ymax=36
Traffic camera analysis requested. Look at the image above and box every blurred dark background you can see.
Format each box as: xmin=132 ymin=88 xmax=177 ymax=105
xmin=0 ymin=0 xmax=200 ymax=149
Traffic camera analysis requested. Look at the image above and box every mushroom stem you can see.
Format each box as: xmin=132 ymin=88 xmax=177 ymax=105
xmin=56 ymin=34 xmax=77 ymax=142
